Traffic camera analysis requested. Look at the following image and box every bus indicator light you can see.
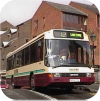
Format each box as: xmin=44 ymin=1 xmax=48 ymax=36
xmin=48 ymin=74 xmax=53 ymax=78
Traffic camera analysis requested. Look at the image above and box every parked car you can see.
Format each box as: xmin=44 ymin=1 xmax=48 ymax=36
xmin=0 ymin=80 xmax=6 ymax=89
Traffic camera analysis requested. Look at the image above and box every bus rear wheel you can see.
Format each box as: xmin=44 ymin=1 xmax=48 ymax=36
xmin=30 ymin=75 xmax=36 ymax=91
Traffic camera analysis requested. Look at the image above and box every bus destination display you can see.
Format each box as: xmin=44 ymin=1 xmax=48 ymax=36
xmin=54 ymin=31 xmax=84 ymax=39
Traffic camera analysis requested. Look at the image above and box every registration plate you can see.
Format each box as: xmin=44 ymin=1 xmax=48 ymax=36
xmin=70 ymin=79 xmax=80 ymax=82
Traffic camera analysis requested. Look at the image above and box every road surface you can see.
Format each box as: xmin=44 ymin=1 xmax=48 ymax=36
xmin=1 ymin=87 xmax=98 ymax=100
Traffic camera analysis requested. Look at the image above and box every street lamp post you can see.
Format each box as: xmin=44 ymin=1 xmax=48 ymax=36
xmin=90 ymin=33 xmax=96 ymax=66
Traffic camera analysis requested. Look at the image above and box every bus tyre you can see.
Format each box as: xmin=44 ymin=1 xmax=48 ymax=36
xmin=30 ymin=75 xmax=36 ymax=91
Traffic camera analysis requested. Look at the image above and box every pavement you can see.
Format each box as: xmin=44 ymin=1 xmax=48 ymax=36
xmin=74 ymin=83 xmax=100 ymax=93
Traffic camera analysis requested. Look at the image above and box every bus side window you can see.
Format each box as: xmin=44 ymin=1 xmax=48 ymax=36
xmin=7 ymin=57 xmax=12 ymax=70
xmin=37 ymin=39 xmax=43 ymax=62
xmin=37 ymin=47 xmax=40 ymax=61
xmin=7 ymin=58 xmax=9 ymax=70
xmin=30 ymin=42 xmax=36 ymax=63
xmin=14 ymin=54 xmax=16 ymax=68
xmin=12 ymin=55 xmax=14 ymax=69
xmin=19 ymin=51 xmax=22 ymax=66
xmin=7 ymin=59 xmax=8 ymax=70
xmin=16 ymin=53 xmax=20 ymax=67
xmin=25 ymin=47 xmax=30 ymax=65
xmin=17 ymin=51 xmax=23 ymax=67
xmin=40 ymin=40 xmax=44 ymax=60
xmin=22 ymin=49 xmax=25 ymax=66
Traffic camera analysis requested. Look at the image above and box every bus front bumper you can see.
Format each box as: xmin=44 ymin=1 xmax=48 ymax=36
xmin=34 ymin=73 xmax=95 ymax=87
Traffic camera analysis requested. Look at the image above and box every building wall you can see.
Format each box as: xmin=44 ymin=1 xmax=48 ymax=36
xmin=70 ymin=2 xmax=98 ymax=33
xmin=0 ymin=21 xmax=16 ymax=31
xmin=17 ymin=19 xmax=32 ymax=47
xmin=0 ymin=20 xmax=32 ymax=70
xmin=31 ymin=1 xmax=88 ymax=38
xmin=70 ymin=2 xmax=100 ymax=66
xmin=0 ymin=21 xmax=18 ymax=70
xmin=0 ymin=31 xmax=18 ymax=70
xmin=32 ymin=1 xmax=62 ymax=38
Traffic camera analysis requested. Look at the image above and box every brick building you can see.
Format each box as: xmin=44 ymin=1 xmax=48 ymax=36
xmin=32 ymin=1 xmax=99 ymax=67
xmin=16 ymin=19 xmax=32 ymax=47
xmin=0 ymin=21 xmax=17 ymax=70
xmin=32 ymin=1 xmax=87 ymax=38
xmin=70 ymin=1 xmax=100 ymax=67
xmin=0 ymin=20 xmax=32 ymax=70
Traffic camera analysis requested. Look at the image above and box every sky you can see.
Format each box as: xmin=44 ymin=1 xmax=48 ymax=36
xmin=0 ymin=0 xmax=97 ymax=26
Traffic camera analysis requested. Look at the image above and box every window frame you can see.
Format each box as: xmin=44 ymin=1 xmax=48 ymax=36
xmin=63 ymin=13 xmax=86 ymax=25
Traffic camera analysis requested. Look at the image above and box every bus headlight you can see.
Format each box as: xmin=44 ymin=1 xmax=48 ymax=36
xmin=87 ymin=73 xmax=91 ymax=77
xmin=53 ymin=73 xmax=60 ymax=77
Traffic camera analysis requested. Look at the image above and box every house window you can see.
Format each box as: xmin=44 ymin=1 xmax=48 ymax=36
xmin=34 ymin=20 xmax=38 ymax=29
xmin=78 ymin=16 xmax=86 ymax=25
xmin=97 ymin=16 xmax=100 ymax=28
xmin=73 ymin=15 xmax=78 ymax=24
xmin=43 ymin=17 xmax=45 ymax=27
xmin=63 ymin=13 xmax=78 ymax=24
xmin=26 ymin=39 xmax=29 ymax=43
xmin=63 ymin=13 xmax=86 ymax=25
